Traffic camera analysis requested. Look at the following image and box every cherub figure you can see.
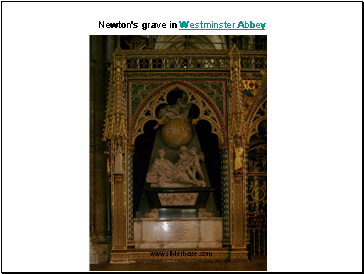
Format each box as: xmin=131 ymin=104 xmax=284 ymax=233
xmin=153 ymin=93 xmax=191 ymax=129
xmin=188 ymin=147 xmax=205 ymax=181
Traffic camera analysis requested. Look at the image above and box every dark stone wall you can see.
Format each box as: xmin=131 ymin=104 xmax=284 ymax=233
xmin=90 ymin=35 xmax=120 ymax=263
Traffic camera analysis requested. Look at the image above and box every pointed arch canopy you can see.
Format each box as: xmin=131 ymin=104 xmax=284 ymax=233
xmin=129 ymin=80 xmax=226 ymax=145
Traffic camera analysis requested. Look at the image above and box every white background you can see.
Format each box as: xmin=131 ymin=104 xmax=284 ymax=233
xmin=1 ymin=1 xmax=362 ymax=272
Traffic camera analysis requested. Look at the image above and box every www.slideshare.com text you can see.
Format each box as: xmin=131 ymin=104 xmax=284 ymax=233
xmin=150 ymin=251 xmax=213 ymax=257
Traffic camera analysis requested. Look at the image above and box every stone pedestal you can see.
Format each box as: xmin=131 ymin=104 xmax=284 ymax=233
xmin=89 ymin=239 xmax=99 ymax=264
xmin=134 ymin=217 xmax=223 ymax=249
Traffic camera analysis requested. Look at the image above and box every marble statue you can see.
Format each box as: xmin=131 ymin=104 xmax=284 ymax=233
xmin=154 ymin=93 xmax=192 ymax=129
xmin=187 ymin=147 xmax=205 ymax=181
xmin=234 ymin=141 xmax=243 ymax=171
xmin=146 ymin=147 xmax=206 ymax=188
xmin=114 ymin=142 xmax=124 ymax=174
xmin=147 ymin=149 xmax=175 ymax=186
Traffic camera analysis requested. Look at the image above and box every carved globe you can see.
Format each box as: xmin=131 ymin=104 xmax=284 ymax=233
xmin=160 ymin=118 xmax=193 ymax=149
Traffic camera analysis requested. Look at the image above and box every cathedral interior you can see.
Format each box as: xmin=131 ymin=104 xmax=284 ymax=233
xmin=90 ymin=35 xmax=267 ymax=270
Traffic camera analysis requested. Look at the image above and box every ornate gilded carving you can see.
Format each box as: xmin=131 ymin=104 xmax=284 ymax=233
xmin=103 ymin=43 xmax=266 ymax=261
xmin=130 ymin=82 xmax=164 ymax=118
xmin=234 ymin=140 xmax=244 ymax=172
xmin=130 ymin=81 xmax=226 ymax=145
xmin=232 ymin=175 xmax=244 ymax=247
xmin=251 ymin=100 xmax=267 ymax=124
xmin=125 ymin=55 xmax=230 ymax=70
xmin=246 ymin=77 xmax=267 ymax=255
xmin=245 ymin=70 xmax=267 ymax=132
xmin=227 ymin=46 xmax=245 ymax=248
xmin=103 ymin=44 xmax=129 ymax=183
xmin=247 ymin=114 xmax=267 ymax=255
xmin=230 ymin=250 xmax=249 ymax=261
xmin=126 ymin=143 xmax=135 ymax=153
xmin=227 ymin=45 xmax=244 ymax=139
xmin=247 ymin=175 xmax=267 ymax=213
xmin=125 ymin=71 xmax=231 ymax=79
xmin=242 ymin=78 xmax=260 ymax=119
xmin=104 ymin=141 xmax=111 ymax=175
xmin=220 ymin=147 xmax=230 ymax=245
xmin=103 ymin=45 xmax=128 ymax=142
xmin=220 ymin=142 xmax=229 ymax=151
xmin=189 ymin=81 xmax=225 ymax=116
xmin=248 ymin=144 xmax=267 ymax=173
xmin=103 ymin=45 xmax=130 ymax=251
xmin=112 ymin=175 xmax=125 ymax=249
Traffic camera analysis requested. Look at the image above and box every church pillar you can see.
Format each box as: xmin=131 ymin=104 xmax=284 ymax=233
xmin=243 ymin=139 xmax=250 ymax=247
xmin=126 ymin=143 xmax=135 ymax=247
xmin=90 ymin=35 xmax=108 ymax=240
xmin=90 ymin=36 xmax=96 ymax=240
xmin=230 ymin=137 xmax=249 ymax=261
xmin=111 ymin=175 xmax=127 ymax=250
xmin=103 ymin=45 xmax=130 ymax=263
xmin=105 ymin=36 xmax=117 ymax=64
xmin=90 ymin=35 xmax=111 ymax=263
xmin=228 ymin=45 xmax=249 ymax=261
xmin=220 ymin=142 xmax=230 ymax=246
xmin=103 ymin=36 xmax=117 ymax=244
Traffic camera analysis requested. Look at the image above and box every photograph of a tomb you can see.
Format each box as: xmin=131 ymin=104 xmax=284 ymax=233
xmin=90 ymin=35 xmax=267 ymax=264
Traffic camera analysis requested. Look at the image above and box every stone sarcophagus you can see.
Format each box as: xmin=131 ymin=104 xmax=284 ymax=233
xmin=144 ymin=187 xmax=213 ymax=209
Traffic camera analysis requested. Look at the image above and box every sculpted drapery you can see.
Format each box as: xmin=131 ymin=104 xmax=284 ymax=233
xmin=147 ymin=147 xmax=206 ymax=187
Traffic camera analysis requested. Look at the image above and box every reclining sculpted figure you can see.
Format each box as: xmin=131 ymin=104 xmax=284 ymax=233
xmin=146 ymin=147 xmax=206 ymax=188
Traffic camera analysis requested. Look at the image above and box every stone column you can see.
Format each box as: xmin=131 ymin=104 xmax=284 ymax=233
xmin=90 ymin=35 xmax=97 ymax=240
xmin=105 ymin=36 xmax=117 ymax=65
xmin=230 ymin=139 xmax=249 ymax=261
xmin=243 ymin=140 xmax=250 ymax=246
xmin=227 ymin=45 xmax=249 ymax=261
xmin=111 ymin=175 xmax=127 ymax=250
xmin=90 ymin=35 xmax=108 ymax=241
xmin=220 ymin=142 xmax=230 ymax=247
xmin=104 ymin=36 xmax=116 ymax=244
xmin=126 ymin=143 xmax=135 ymax=247
xmin=104 ymin=45 xmax=130 ymax=263
xmin=90 ymin=35 xmax=110 ymax=264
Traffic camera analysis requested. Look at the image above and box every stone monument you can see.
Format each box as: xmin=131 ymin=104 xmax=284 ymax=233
xmin=134 ymin=91 xmax=222 ymax=249
xmin=146 ymin=147 xmax=206 ymax=188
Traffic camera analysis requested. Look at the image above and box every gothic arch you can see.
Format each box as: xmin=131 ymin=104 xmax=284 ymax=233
xmin=129 ymin=80 xmax=226 ymax=144
xmin=245 ymin=73 xmax=267 ymax=142
xmin=247 ymin=114 xmax=267 ymax=143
